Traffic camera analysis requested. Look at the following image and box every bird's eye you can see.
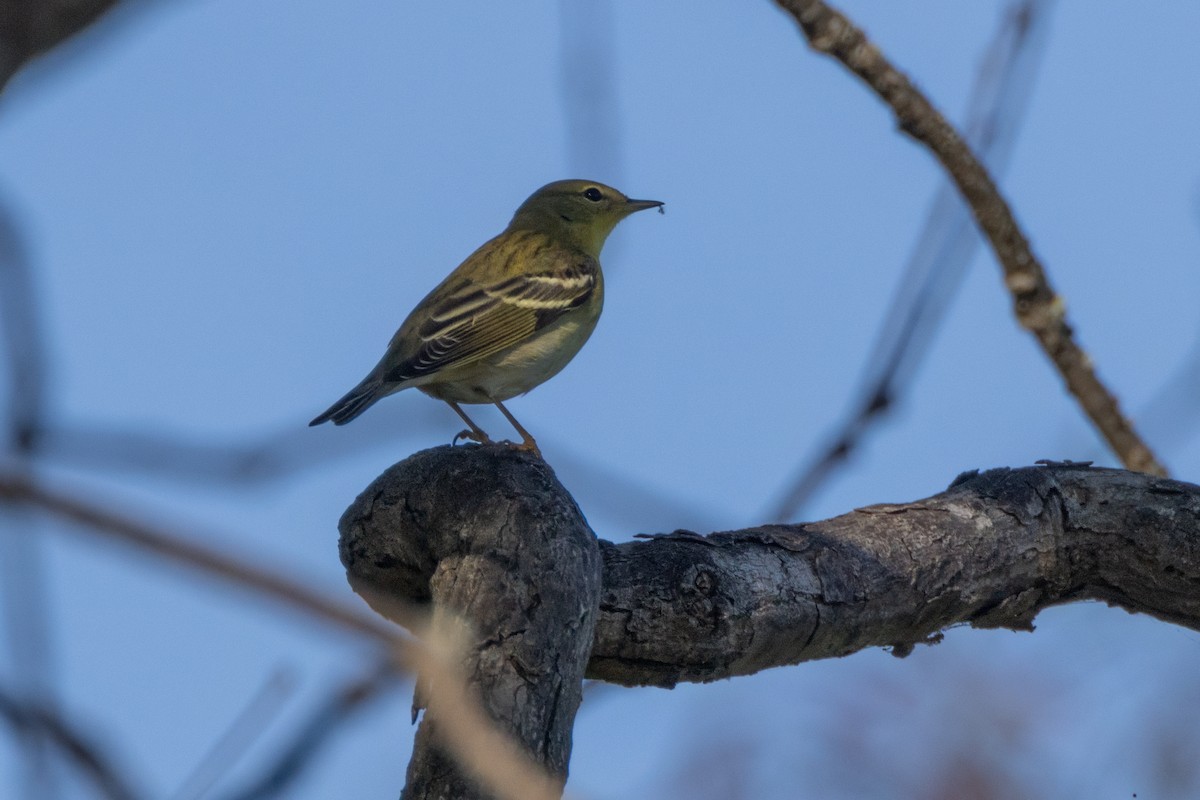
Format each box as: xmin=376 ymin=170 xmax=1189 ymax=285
xmin=582 ymin=187 xmax=603 ymax=202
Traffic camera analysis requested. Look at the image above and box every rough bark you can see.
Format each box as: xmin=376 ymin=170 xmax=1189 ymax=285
xmin=343 ymin=449 xmax=1200 ymax=690
xmin=340 ymin=448 xmax=1200 ymax=796
xmin=589 ymin=462 xmax=1200 ymax=686
xmin=339 ymin=446 xmax=602 ymax=800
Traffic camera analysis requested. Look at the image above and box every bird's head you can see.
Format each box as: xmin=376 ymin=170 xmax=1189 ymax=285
xmin=509 ymin=179 xmax=663 ymax=258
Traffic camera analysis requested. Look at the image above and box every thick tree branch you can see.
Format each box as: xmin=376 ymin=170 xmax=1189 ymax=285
xmin=343 ymin=448 xmax=1200 ymax=697
xmin=341 ymin=447 xmax=601 ymax=800
xmin=772 ymin=0 xmax=1165 ymax=477
xmin=590 ymin=461 xmax=1199 ymax=687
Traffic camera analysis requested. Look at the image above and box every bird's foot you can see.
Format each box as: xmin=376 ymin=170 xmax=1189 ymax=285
xmin=452 ymin=428 xmax=492 ymax=446
xmin=503 ymin=438 xmax=542 ymax=458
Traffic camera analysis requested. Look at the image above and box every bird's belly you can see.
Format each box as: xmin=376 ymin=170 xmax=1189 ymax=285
xmin=419 ymin=314 xmax=596 ymax=404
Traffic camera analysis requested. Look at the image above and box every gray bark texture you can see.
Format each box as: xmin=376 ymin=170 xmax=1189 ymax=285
xmin=339 ymin=446 xmax=602 ymax=800
xmin=340 ymin=447 xmax=1200 ymax=798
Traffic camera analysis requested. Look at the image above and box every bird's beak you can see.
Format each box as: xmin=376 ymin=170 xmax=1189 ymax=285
xmin=625 ymin=198 xmax=665 ymax=214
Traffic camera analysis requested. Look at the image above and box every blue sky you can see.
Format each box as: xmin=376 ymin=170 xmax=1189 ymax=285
xmin=2 ymin=1 xmax=1200 ymax=797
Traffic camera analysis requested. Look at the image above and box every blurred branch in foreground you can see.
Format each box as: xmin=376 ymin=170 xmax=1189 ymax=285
xmin=0 ymin=471 xmax=397 ymax=642
xmin=770 ymin=0 xmax=1053 ymax=520
xmin=774 ymin=0 xmax=1166 ymax=477
xmin=0 ymin=471 xmax=574 ymax=800
xmin=35 ymin=414 xmax=728 ymax=533
xmin=1 ymin=4 xmax=164 ymax=795
xmin=0 ymin=195 xmax=45 ymax=449
xmin=171 ymin=669 xmax=297 ymax=800
xmin=0 ymin=683 xmax=143 ymax=800
xmin=37 ymin=407 xmax=442 ymax=486
xmin=219 ymin=662 xmax=400 ymax=800
xmin=1123 ymin=191 xmax=1200 ymax=453
xmin=1114 ymin=328 xmax=1200 ymax=460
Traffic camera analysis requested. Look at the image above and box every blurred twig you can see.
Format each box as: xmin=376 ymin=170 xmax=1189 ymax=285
xmin=37 ymin=408 xmax=441 ymax=485
xmin=769 ymin=0 xmax=1053 ymax=519
xmin=0 ymin=191 xmax=61 ymax=796
xmin=0 ymin=471 xmax=399 ymax=642
xmin=0 ymin=506 xmax=57 ymax=796
xmin=34 ymin=416 xmax=729 ymax=533
xmin=1126 ymin=190 xmax=1200 ymax=451
xmin=1125 ymin=330 xmax=1200 ymax=455
xmin=0 ymin=196 xmax=45 ymax=450
xmin=172 ymin=669 xmax=297 ymax=800
xmin=220 ymin=661 xmax=400 ymax=800
xmin=774 ymin=0 xmax=1166 ymax=477
xmin=1 ymin=2 xmax=145 ymax=791
xmin=408 ymin=615 xmax=578 ymax=800
xmin=558 ymin=0 xmax=623 ymax=182
xmin=0 ymin=683 xmax=143 ymax=800
xmin=0 ymin=473 xmax=575 ymax=800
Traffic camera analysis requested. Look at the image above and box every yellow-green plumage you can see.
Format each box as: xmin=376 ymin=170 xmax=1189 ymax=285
xmin=309 ymin=179 xmax=662 ymax=453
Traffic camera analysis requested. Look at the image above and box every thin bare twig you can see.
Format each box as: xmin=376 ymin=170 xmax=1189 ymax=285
xmin=34 ymin=417 xmax=727 ymax=533
xmin=0 ymin=191 xmax=61 ymax=796
xmin=774 ymin=0 xmax=1166 ymax=476
xmin=558 ymin=0 xmax=623 ymax=181
xmin=1126 ymin=190 xmax=1200 ymax=451
xmin=0 ymin=684 xmax=143 ymax=800
xmin=769 ymin=0 xmax=1054 ymax=520
xmin=0 ymin=198 xmax=45 ymax=450
xmin=36 ymin=403 xmax=443 ymax=486
xmin=220 ymin=661 xmax=399 ymax=800
xmin=171 ymin=669 xmax=297 ymax=800
xmin=0 ymin=471 xmax=399 ymax=643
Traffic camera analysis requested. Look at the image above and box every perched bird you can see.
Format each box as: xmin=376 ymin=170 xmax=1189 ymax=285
xmin=309 ymin=179 xmax=663 ymax=455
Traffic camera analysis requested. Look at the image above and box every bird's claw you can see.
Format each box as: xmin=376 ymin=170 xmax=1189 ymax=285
xmin=452 ymin=429 xmax=491 ymax=446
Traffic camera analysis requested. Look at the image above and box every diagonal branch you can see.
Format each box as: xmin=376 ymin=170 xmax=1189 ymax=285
xmin=0 ymin=684 xmax=143 ymax=800
xmin=769 ymin=0 xmax=1054 ymax=520
xmin=772 ymin=0 xmax=1166 ymax=477
xmin=218 ymin=663 xmax=399 ymax=800
xmin=0 ymin=472 xmax=399 ymax=642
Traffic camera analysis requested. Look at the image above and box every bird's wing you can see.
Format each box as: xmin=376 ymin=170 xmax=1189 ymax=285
xmin=384 ymin=258 xmax=597 ymax=383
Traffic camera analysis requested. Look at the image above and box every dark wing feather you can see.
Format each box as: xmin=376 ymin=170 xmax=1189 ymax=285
xmin=384 ymin=258 xmax=596 ymax=384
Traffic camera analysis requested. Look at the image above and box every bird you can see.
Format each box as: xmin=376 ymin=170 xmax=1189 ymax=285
xmin=309 ymin=179 xmax=663 ymax=456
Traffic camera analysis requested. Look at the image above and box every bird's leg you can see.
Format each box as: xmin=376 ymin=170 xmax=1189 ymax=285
xmin=446 ymin=401 xmax=492 ymax=446
xmin=492 ymin=399 xmax=540 ymax=456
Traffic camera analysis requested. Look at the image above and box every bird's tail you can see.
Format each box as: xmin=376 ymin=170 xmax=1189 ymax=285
xmin=309 ymin=379 xmax=385 ymax=426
